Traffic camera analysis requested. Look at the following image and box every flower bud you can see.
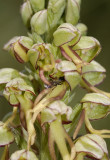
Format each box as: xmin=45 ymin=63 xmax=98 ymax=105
xmin=65 ymin=72 xmax=81 ymax=90
xmin=82 ymin=60 xmax=106 ymax=86
xmin=81 ymin=93 xmax=110 ymax=120
xmin=56 ymin=60 xmax=76 ymax=72
xmin=72 ymin=36 xmax=101 ymax=62
xmin=0 ymin=68 xmax=19 ymax=87
xmin=4 ymin=36 xmax=33 ymax=63
xmin=0 ymin=68 xmax=21 ymax=94
xmin=10 ymin=149 xmax=38 ymax=160
xmin=81 ymin=93 xmax=110 ymax=106
xmin=76 ymin=23 xmax=88 ymax=36
xmin=30 ymin=0 xmax=45 ymax=12
xmin=47 ymin=0 xmax=66 ymax=28
xmin=75 ymin=134 xmax=108 ymax=160
xmin=66 ymin=0 xmax=80 ymax=25
xmin=20 ymin=1 xmax=33 ymax=27
xmin=27 ymin=43 xmax=54 ymax=71
xmin=0 ymin=121 xmax=14 ymax=147
xmin=3 ymin=78 xmax=35 ymax=106
xmin=53 ymin=23 xmax=81 ymax=46
xmin=31 ymin=10 xmax=48 ymax=35
xmin=56 ymin=60 xmax=81 ymax=90
xmin=41 ymin=100 xmax=72 ymax=124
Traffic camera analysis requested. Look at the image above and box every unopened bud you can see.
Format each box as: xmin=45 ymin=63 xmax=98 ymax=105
xmin=31 ymin=10 xmax=48 ymax=35
xmin=47 ymin=0 xmax=66 ymax=28
xmin=10 ymin=149 xmax=38 ymax=160
xmin=73 ymin=36 xmax=101 ymax=62
xmin=66 ymin=0 xmax=80 ymax=25
xmin=20 ymin=1 xmax=33 ymax=27
xmin=76 ymin=23 xmax=88 ymax=36
xmin=75 ymin=134 xmax=108 ymax=160
xmin=53 ymin=23 xmax=81 ymax=46
xmin=0 ymin=121 xmax=14 ymax=147
xmin=4 ymin=36 xmax=33 ymax=63
xmin=30 ymin=0 xmax=45 ymax=12
xmin=28 ymin=43 xmax=54 ymax=70
xmin=3 ymin=78 xmax=35 ymax=106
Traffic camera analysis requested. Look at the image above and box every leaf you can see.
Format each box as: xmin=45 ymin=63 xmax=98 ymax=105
xmin=11 ymin=127 xmax=27 ymax=150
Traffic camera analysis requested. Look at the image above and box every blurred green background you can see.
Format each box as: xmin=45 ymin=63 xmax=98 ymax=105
xmin=0 ymin=0 xmax=110 ymax=156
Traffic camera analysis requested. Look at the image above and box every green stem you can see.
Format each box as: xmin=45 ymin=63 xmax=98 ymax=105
xmin=81 ymin=78 xmax=110 ymax=98
xmin=3 ymin=107 xmax=17 ymax=127
xmin=1 ymin=145 xmax=9 ymax=160
xmin=32 ymin=82 xmax=68 ymax=123
xmin=50 ymin=115 xmax=71 ymax=160
xmin=85 ymin=111 xmax=110 ymax=138
xmin=62 ymin=45 xmax=82 ymax=65
xmin=17 ymin=95 xmax=36 ymax=148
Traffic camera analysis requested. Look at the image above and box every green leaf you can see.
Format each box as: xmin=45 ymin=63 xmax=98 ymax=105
xmin=10 ymin=150 xmax=38 ymax=160
xmin=73 ymin=36 xmax=101 ymax=62
xmin=0 ymin=122 xmax=14 ymax=146
xmin=3 ymin=111 xmax=20 ymax=126
xmin=11 ymin=127 xmax=27 ymax=149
